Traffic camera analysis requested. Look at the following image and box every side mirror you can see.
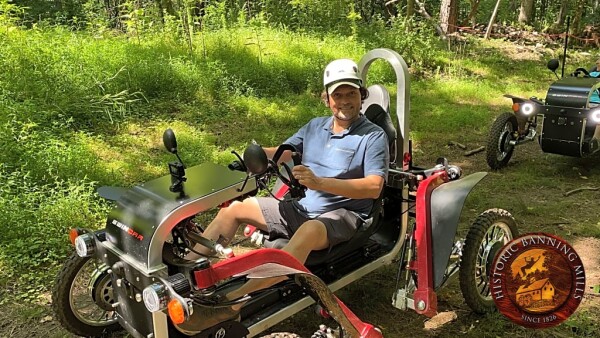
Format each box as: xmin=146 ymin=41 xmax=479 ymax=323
xmin=547 ymin=59 xmax=560 ymax=72
xmin=243 ymin=144 xmax=268 ymax=175
xmin=163 ymin=129 xmax=178 ymax=154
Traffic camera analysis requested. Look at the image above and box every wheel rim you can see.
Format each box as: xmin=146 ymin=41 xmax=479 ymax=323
xmin=496 ymin=122 xmax=515 ymax=161
xmin=474 ymin=221 xmax=515 ymax=300
xmin=69 ymin=259 xmax=118 ymax=327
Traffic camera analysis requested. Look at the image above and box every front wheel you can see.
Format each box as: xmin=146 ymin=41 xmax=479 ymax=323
xmin=52 ymin=252 xmax=121 ymax=337
xmin=459 ymin=209 xmax=518 ymax=314
xmin=486 ymin=112 xmax=518 ymax=170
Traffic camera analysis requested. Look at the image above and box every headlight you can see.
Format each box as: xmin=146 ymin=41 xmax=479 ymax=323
xmin=521 ymin=103 xmax=535 ymax=115
xmin=143 ymin=283 xmax=169 ymax=312
xmin=74 ymin=233 xmax=95 ymax=257
xmin=591 ymin=109 xmax=600 ymax=123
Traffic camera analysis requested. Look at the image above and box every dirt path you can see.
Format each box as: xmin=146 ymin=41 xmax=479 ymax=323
xmin=573 ymin=237 xmax=600 ymax=310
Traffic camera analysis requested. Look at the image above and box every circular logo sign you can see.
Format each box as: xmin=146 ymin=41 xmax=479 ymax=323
xmin=490 ymin=233 xmax=585 ymax=328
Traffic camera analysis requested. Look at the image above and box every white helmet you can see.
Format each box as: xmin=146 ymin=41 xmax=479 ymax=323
xmin=323 ymin=59 xmax=362 ymax=94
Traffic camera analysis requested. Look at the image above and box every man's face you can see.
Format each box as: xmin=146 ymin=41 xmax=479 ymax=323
xmin=328 ymin=85 xmax=362 ymax=122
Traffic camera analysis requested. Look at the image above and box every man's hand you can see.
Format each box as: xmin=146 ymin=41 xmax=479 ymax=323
xmin=292 ymin=165 xmax=320 ymax=190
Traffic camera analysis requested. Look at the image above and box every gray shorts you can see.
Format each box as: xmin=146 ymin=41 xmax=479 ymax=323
xmin=257 ymin=197 xmax=361 ymax=249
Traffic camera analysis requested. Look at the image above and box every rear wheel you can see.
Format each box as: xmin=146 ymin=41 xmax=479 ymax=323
xmin=460 ymin=209 xmax=518 ymax=314
xmin=52 ymin=252 xmax=121 ymax=337
xmin=486 ymin=112 xmax=518 ymax=170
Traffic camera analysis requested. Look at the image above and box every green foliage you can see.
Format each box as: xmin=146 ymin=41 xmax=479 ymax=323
xmin=0 ymin=0 xmax=26 ymax=28
xmin=359 ymin=16 xmax=448 ymax=72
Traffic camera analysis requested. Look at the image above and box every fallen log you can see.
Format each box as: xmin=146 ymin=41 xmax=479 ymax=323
xmin=464 ymin=146 xmax=485 ymax=156
xmin=448 ymin=141 xmax=467 ymax=150
xmin=564 ymin=186 xmax=599 ymax=197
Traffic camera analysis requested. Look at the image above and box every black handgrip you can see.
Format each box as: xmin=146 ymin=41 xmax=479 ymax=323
xmin=228 ymin=161 xmax=246 ymax=172
xmin=279 ymin=162 xmax=307 ymax=199
xmin=272 ymin=144 xmax=298 ymax=164
xmin=291 ymin=152 xmax=302 ymax=166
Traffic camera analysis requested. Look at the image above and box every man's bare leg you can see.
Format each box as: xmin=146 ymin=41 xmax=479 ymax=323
xmin=185 ymin=197 xmax=268 ymax=260
xmin=226 ymin=220 xmax=329 ymax=310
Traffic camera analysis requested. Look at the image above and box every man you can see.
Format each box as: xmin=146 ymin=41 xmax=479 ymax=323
xmin=176 ymin=59 xmax=389 ymax=334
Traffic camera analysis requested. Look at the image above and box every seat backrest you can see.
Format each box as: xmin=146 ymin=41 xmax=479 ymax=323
xmin=361 ymin=85 xmax=397 ymax=163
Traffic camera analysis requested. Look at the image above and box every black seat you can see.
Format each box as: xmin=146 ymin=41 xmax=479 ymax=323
xmin=263 ymin=84 xmax=398 ymax=267
xmin=362 ymin=85 xmax=397 ymax=163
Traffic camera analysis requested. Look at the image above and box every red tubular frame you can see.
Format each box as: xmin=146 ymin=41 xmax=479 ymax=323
xmin=193 ymin=249 xmax=382 ymax=338
xmin=412 ymin=171 xmax=448 ymax=317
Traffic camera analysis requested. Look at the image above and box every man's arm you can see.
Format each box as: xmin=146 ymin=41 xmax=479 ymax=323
xmin=292 ymin=164 xmax=384 ymax=200
xmin=315 ymin=175 xmax=384 ymax=200
xmin=263 ymin=147 xmax=293 ymax=164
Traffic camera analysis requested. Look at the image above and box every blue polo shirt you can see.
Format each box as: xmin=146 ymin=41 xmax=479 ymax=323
xmin=284 ymin=115 xmax=389 ymax=218
xmin=590 ymin=71 xmax=600 ymax=104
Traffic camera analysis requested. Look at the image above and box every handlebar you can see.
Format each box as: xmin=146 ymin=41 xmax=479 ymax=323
xmin=391 ymin=160 xmax=462 ymax=190
xmin=229 ymin=143 xmax=307 ymax=199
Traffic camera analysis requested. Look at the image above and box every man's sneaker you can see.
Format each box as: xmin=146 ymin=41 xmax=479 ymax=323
xmin=174 ymin=305 xmax=241 ymax=335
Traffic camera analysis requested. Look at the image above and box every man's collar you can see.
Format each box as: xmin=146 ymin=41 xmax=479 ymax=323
xmin=325 ymin=115 xmax=366 ymax=134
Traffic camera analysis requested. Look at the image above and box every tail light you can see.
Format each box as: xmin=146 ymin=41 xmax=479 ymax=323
xmin=403 ymin=152 xmax=411 ymax=168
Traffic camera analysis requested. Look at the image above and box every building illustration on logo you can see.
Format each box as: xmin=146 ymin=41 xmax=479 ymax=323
xmin=515 ymin=278 xmax=555 ymax=308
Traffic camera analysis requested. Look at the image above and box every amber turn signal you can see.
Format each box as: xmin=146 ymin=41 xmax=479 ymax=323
xmin=69 ymin=228 xmax=82 ymax=246
xmin=168 ymin=299 xmax=186 ymax=324
xmin=511 ymin=103 xmax=520 ymax=112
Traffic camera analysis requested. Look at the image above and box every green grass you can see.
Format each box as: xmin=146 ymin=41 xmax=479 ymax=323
xmin=1 ymin=23 xmax=599 ymax=337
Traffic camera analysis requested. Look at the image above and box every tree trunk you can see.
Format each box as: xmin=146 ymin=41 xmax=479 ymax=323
xmin=518 ymin=0 xmax=535 ymax=24
xmin=555 ymin=0 xmax=569 ymax=26
xmin=162 ymin=0 xmax=177 ymax=17
xmin=485 ymin=0 xmax=502 ymax=39
xmin=155 ymin=0 xmax=165 ymax=24
xmin=407 ymin=0 xmax=414 ymax=17
xmin=439 ymin=0 xmax=458 ymax=34
xmin=539 ymin=0 xmax=548 ymax=21
xmin=571 ymin=0 xmax=586 ymax=35
xmin=463 ymin=0 xmax=481 ymax=26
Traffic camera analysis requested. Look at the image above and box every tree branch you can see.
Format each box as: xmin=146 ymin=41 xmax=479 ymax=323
xmin=413 ymin=0 xmax=447 ymax=38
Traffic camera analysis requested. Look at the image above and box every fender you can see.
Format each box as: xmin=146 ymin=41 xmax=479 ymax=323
xmin=504 ymin=94 xmax=529 ymax=104
xmin=430 ymin=172 xmax=488 ymax=289
xmin=194 ymin=249 xmax=382 ymax=338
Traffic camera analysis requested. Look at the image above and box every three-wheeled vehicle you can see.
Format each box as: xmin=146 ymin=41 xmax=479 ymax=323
xmin=52 ymin=48 xmax=518 ymax=338
xmin=486 ymin=59 xmax=600 ymax=170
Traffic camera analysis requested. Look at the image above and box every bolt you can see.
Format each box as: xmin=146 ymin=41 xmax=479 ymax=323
xmin=116 ymin=279 xmax=122 ymax=287
xmin=417 ymin=300 xmax=426 ymax=311
xmin=135 ymin=293 xmax=142 ymax=302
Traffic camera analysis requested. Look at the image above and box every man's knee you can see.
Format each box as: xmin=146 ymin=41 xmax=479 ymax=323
xmin=292 ymin=220 xmax=328 ymax=249
xmin=218 ymin=198 xmax=254 ymax=217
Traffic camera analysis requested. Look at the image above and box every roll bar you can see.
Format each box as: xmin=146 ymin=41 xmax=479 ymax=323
xmin=358 ymin=48 xmax=410 ymax=170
